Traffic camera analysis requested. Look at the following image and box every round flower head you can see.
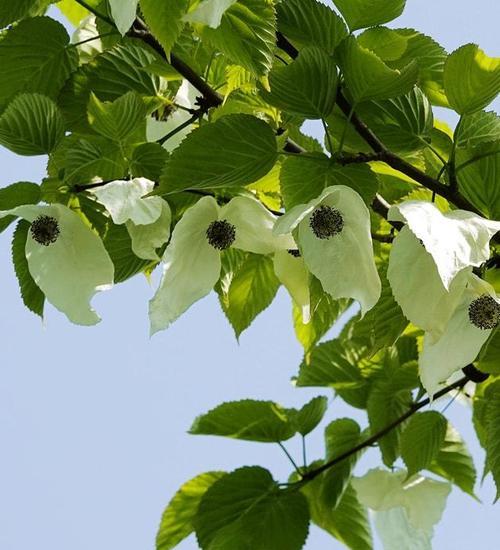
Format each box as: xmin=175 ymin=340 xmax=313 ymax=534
xmin=273 ymin=185 xmax=381 ymax=315
xmin=90 ymin=178 xmax=171 ymax=260
xmin=0 ymin=204 xmax=114 ymax=325
xmin=352 ymin=468 xmax=450 ymax=550
xmin=419 ymin=273 xmax=499 ymax=396
xmin=388 ymin=201 xmax=500 ymax=340
xmin=149 ymin=195 xmax=292 ymax=334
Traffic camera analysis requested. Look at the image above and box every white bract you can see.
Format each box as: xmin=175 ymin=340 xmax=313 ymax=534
xmin=388 ymin=201 xmax=500 ymax=340
xmin=273 ymin=185 xmax=381 ymax=315
xmin=419 ymin=274 xmax=500 ymax=396
xmin=149 ymin=195 xmax=292 ymax=334
xmin=183 ymin=0 xmax=238 ymax=28
xmin=0 ymin=204 xmax=114 ymax=325
xmin=352 ymin=468 xmax=451 ymax=550
xmin=90 ymin=178 xmax=171 ymax=260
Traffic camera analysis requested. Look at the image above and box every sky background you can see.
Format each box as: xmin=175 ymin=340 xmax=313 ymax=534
xmin=1 ymin=1 xmax=499 ymax=549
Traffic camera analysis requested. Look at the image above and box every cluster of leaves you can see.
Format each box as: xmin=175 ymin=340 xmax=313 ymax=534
xmin=1 ymin=0 xmax=500 ymax=548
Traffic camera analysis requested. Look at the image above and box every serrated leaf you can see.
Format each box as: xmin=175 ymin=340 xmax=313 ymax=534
xmin=276 ymin=0 xmax=348 ymax=55
xmin=140 ymin=0 xmax=188 ymax=55
xmin=0 ymin=16 xmax=77 ymax=111
xmin=263 ymin=47 xmax=337 ymax=119
xmin=109 ymin=0 xmax=138 ymax=35
xmin=429 ymin=423 xmax=477 ymax=497
xmin=0 ymin=93 xmax=65 ymax=155
xmin=322 ymin=418 xmax=362 ymax=508
xmin=0 ymin=0 xmax=48 ymax=27
xmin=219 ymin=253 xmax=280 ymax=338
xmin=103 ymin=222 xmax=151 ymax=283
xmin=130 ymin=142 xmax=169 ymax=181
xmin=337 ymin=35 xmax=418 ymax=103
xmin=293 ymin=396 xmax=328 ymax=437
xmin=333 ymin=0 xmax=405 ymax=31
xmin=483 ymin=381 xmax=500 ymax=500
xmin=156 ymin=471 xmax=226 ymax=550
xmin=11 ymin=220 xmax=45 ymax=317
xmin=87 ymin=92 xmax=147 ymax=143
xmin=401 ymin=411 xmax=447 ymax=477
xmin=159 ymin=114 xmax=277 ymax=194
xmin=444 ymin=44 xmax=500 ymax=115
xmin=194 ymin=467 xmax=310 ymax=550
xmin=455 ymin=110 xmax=500 ymax=148
xmin=202 ymin=0 xmax=276 ymax=77
xmin=189 ymin=399 xmax=297 ymax=442
xmin=0 ymin=182 xmax=40 ymax=233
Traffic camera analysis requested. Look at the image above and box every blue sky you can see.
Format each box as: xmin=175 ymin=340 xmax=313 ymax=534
xmin=0 ymin=1 xmax=499 ymax=549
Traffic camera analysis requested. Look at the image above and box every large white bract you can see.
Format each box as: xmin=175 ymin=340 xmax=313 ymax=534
xmin=274 ymin=185 xmax=381 ymax=315
xmin=0 ymin=204 xmax=114 ymax=325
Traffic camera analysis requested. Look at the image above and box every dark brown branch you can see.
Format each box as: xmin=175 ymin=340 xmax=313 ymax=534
xmin=302 ymin=374 xmax=470 ymax=482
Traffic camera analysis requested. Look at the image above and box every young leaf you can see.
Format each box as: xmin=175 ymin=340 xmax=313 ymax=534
xmin=276 ymin=0 xmax=348 ymax=55
xmin=293 ymin=396 xmax=328 ymax=437
xmin=189 ymin=399 xmax=297 ymax=443
xmin=333 ymin=0 xmax=406 ymax=32
xmin=0 ymin=182 xmax=40 ymax=233
xmin=202 ymin=0 xmax=276 ymax=76
xmin=108 ymin=0 xmax=138 ymax=35
xmin=321 ymin=418 xmax=362 ymax=508
xmin=0 ymin=16 xmax=77 ymax=110
xmin=444 ymin=44 xmax=500 ymax=115
xmin=0 ymin=94 xmax=65 ymax=155
xmin=194 ymin=467 xmax=310 ymax=550
xmin=156 ymin=471 xmax=226 ymax=550
xmin=159 ymin=114 xmax=278 ymax=193
xmin=337 ymin=36 xmax=418 ymax=103
xmin=263 ymin=48 xmax=338 ymax=119
xmin=139 ymin=0 xmax=188 ymax=55
xmin=12 ymin=220 xmax=45 ymax=317
xmin=401 ymin=411 xmax=447 ymax=477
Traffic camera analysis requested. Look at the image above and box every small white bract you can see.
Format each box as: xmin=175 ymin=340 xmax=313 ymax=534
xmin=273 ymin=185 xmax=381 ymax=315
xmin=0 ymin=204 xmax=114 ymax=325
xmin=149 ymin=195 xmax=292 ymax=334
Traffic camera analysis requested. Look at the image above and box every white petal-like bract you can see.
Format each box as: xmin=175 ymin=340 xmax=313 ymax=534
xmin=273 ymin=249 xmax=310 ymax=323
xmin=126 ymin=200 xmax=171 ymax=260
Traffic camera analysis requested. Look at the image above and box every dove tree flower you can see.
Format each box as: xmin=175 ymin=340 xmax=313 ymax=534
xmin=149 ymin=195 xmax=292 ymax=334
xmin=0 ymin=204 xmax=114 ymax=325
xmin=352 ymin=468 xmax=451 ymax=550
xmin=419 ymin=273 xmax=500 ymax=396
xmin=388 ymin=201 xmax=500 ymax=341
xmin=273 ymin=185 xmax=381 ymax=315
xmin=90 ymin=178 xmax=171 ymax=261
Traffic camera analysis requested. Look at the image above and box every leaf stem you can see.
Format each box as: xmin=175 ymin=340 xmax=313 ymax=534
xmin=73 ymin=0 xmax=115 ymax=26
xmin=69 ymin=31 xmax=119 ymax=48
xmin=278 ymin=442 xmax=302 ymax=476
xmin=158 ymin=111 xmax=203 ymax=145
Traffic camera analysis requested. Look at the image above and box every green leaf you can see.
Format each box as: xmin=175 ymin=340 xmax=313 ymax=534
xmin=483 ymin=381 xmax=500 ymax=500
xmin=455 ymin=111 xmax=500 ymax=148
xmin=444 ymin=44 xmax=500 ymax=115
xmin=11 ymin=220 xmax=44 ymax=317
xmin=296 ymin=338 xmax=372 ymax=410
xmin=333 ymin=0 xmax=405 ymax=31
xmin=56 ymin=0 xmax=89 ymax=26
xmin=429 ymin=422 xmax=477 ymax=497
xmin=359 ymin=27 xmax=447 ymax=106
xmin=401 ymin=411 xmax=447 ymax=477
xmin=189 ymin=399 xmax=297 ymax=442
xmin=301 ymin=476 xmax=372 ymax=550
xmin=202 ymin=0 xmax=276 ymax=77
xmin=219 ymin=253 xmax=280 ymax=338
xmin=0 ymin=182 xmax=40 ymax=233
xmin=59 ymin=40 xmax=160 ymax=132
xmin=103 ymin=222 xmax=152 ymax=283
xmin=194 ymin=466 xmax=310 ymax=550
xmin=276 ymin=0 xmax=348 ymax=55
xmin=0 ymin=16 xmax=77 ymax=111
xmin=159 ymin=114 xmax=278 ymax=193
xmin=477 ymin=328 xmax=500 ymax=374
xmin=0 ymin=93 xmax=65 ymax=155
xmin=130 ymin=142 xmax=169 ymax=181
xmin=109 ymin=0 xmax=138 ymax=35
xmin=337 ymin=35 xmax=418 ymax=103
xmin=140 ymin=0 xmax=188 ymax=55
xmin=293 ymin=396 xmax=328 ymax=437
xmin=322 ymin=418 xmax=362 ymax=508
xmin=87 ymin=92 xmax=147 ymax=143
xmin=156 ymin=471 xmax=226 ymax=550
xmin=263 ymin=48 xmax=337 ymax=119
xmin=0 ymin=0 xmax=49 ymax=27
